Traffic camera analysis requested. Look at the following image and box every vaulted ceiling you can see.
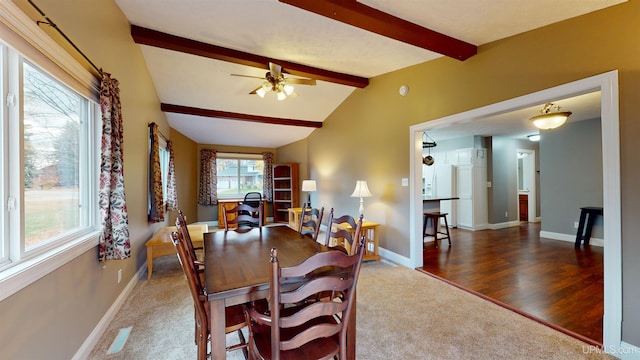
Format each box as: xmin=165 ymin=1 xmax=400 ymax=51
xmin=114 ymin=0 xmax=625 ymax=147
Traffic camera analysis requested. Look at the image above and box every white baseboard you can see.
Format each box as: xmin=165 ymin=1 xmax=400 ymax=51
xmin=487 ymin=220 xmax=520 ymax=230
xmin=539 ymin=231 xmax=603 ymax=247
xmin=378 ymin=247 xmax=412 ymax=268
xmin=72 ymin=264 xmax=145 ymax=360
xmin=616 ymin=342 xmax=640 ymax=359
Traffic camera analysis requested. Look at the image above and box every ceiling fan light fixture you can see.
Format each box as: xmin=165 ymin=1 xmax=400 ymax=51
xmin=530 ymin=102 xmax=571 ymax=130
xmin=277 ymin=91 xmax=286 ymax=101
xmin=256 ymin=87 xmax=266 ymax=98
xmin=283 ymin=83 xmax=294 ymax=95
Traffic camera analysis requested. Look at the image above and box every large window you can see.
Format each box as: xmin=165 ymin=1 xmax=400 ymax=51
xmin=1 ymin=41 xmax=98 ymax=272
xmin=216 ymin=155 xmax=264 ymax=199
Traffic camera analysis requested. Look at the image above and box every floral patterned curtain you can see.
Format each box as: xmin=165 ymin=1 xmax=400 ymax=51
xmin=165 ymin=140 xmax=178 ymax=211
xmin=98 ymin=72 xmax=130 ymax=261
xmin=148 ymin=123 xmax=164 ymax=222
xmin=198 ymin=149 xmax=217 ymax=206
xmin=262 ymin=152 xmax=274 ymax=202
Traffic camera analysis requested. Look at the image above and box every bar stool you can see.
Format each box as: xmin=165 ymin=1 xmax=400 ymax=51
xmin=423 ymin=212 xmax=451 ymax=248
xmin=575 ymin=206 xmax=603 ymax=247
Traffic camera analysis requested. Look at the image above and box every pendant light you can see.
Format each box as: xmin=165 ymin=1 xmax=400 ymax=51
xmin=422 ymin=132 xmax=436 ymax=166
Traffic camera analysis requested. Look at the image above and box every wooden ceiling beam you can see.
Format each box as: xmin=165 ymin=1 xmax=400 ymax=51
xmin=161 ymin=103 xmax=323 ymax=128
xmin=131 ymin=25 xmax=368 ymax=88
xmin=279 ymin=0 xmax=477 ymax=61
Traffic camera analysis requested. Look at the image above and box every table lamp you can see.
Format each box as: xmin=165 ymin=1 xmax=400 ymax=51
xmin=351 ymin=180 xmax=372 ymax=217
xmin=301 ymin=180 xmax=317 ymax=208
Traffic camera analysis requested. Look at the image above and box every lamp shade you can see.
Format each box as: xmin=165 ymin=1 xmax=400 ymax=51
xmin=351 ymin=180 xmax=372 ymax=198
xmin=301 ymin=180 xmax=317 ymax=192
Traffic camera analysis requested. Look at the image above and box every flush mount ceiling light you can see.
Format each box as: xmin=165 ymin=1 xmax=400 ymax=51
xmin=530 ymin=102 xmax=572 ymax=130
xmin=527 ymin=134 xmax=540 ymax=142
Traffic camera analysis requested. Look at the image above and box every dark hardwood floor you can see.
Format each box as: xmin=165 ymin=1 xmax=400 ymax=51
xmin=418 ymin=222 xmax=604 ymax=344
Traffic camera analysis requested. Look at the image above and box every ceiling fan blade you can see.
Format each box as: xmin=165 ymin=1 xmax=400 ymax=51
xmin=230 ymin=74 xmax=265 ymax=80
xmin=269 ymin=62 xmax=282 ymax=78
xmin=249 ymin=86 xmax=262 ymax=95
xmin=286 ymin=78 xmax=316 ymax=86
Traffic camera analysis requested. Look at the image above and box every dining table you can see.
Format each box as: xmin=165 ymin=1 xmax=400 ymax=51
xmin=203 ymin=224 xmax=357 ymax=359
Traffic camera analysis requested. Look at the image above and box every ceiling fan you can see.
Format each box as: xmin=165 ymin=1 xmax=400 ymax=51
xmin=231 ymin=62 xmax=316 ymax=101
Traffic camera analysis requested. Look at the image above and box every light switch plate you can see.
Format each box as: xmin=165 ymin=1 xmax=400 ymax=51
xmin=401 ymin=178 xmax=408 ymax=186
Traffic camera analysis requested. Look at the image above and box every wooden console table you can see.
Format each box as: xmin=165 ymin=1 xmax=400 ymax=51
xmin=144 ymin=224 xmax=208 ymax=280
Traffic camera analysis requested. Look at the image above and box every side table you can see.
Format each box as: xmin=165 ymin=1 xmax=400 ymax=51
xmin=287 ymin=207 xmax=303 ymax=230
xmin=145 ymin=223 xmax=208 ymax=279
xmin=337 ymin=220 xmax=380 ymax=262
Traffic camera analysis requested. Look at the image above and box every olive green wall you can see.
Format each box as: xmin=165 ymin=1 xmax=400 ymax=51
xmin=278 ymin=1 xmax=640 ymax=347
xmin=169 ymin=128 xmax=199 ymax=226
xmin=1 ymin=0 xmax=171 ymax=358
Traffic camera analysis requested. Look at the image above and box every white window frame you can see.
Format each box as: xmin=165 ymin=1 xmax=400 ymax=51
xmin=0 ymin=2 xmax=100 ymax=302
xmin=216 ymin=153 xmax=264 ymax=199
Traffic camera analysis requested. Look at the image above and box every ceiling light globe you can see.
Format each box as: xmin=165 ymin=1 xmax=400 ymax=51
xmin=277 ymin=91 xmax=286 ymax=101
xmin=283 ymin=84 xmax=294 ymax=95
xmin=530 ymin=112 xmax=570 ymax=129
xmin=256 ymin=88 xmax=266 ymax=98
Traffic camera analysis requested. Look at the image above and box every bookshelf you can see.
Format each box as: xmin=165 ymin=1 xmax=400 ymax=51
xmin=272 ymin=163 xmax=299 ymax=223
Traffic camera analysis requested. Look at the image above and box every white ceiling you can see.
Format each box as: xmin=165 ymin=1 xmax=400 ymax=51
xmin=426 ymin=91 xmax=602 ymax=143
xmin=114 ymin=0 xmax=625 ymax=147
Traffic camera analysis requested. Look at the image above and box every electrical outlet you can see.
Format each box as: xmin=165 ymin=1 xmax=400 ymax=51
xmin=505 ymin=211 xmax=508 ymax=218
xmin=574 ymin=222 xmax=579 ymax=229
xmin=117 ymin=269 xmax=122 ymax=284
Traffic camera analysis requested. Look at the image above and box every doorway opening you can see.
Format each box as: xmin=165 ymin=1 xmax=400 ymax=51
xmin=516 ymin=148 xmax=536 ymax=223
xmin=409 ymin=71 xmax=621 ymax=349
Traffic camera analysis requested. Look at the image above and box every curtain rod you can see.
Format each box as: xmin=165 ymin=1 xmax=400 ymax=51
xmin=27 ymin=0 xmax=102 ymax=76
xmin=148 ymin=122 xmax=168 ymax=141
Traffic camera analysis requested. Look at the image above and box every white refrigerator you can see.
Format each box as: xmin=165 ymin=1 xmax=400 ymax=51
xmin=423 ymin=162 xmax=457 ymax=227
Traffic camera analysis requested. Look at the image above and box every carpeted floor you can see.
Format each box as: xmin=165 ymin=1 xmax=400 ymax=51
xmin=88 ymin=256 xmax=617 ymax=359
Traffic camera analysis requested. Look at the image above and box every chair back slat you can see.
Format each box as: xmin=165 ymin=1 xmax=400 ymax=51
xmin=175 ymin=210 xmax=203 ymax=287
xmin=223 ymin=202 xmax=262 ymax=230
xmin=324 ymin=209 xmax=363 ymax=255
xmin=298 ymin=205 xmax=324 ymax=241
xmin=249 ymin=237 xmax=365 ymax=359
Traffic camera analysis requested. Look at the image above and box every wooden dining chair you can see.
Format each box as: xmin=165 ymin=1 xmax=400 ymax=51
xmin=243 ymin=237 xmax=365 ymax=360
xmin=170 ymin=231 xmax=248 ymax=360
xmin=298 ymin=204 xmax=324 ymax=241
xmin=223 ymin=202 xmax=263 ymax=231
xmin=324 ymin=209 xmax=363 ymax=256
xmin=175 ymin=210 xmax=204 ymax=265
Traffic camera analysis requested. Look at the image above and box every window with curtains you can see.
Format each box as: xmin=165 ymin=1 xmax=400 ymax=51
xmin=148 ymin=123 xmax=176 ymax=223
xmin=0 ymin=41 xmax=99 ymax=272
xmin=216 ymin=154 xmax=264 ymax=199
xmin=159 ymin=145 xmax=170 ymax=203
